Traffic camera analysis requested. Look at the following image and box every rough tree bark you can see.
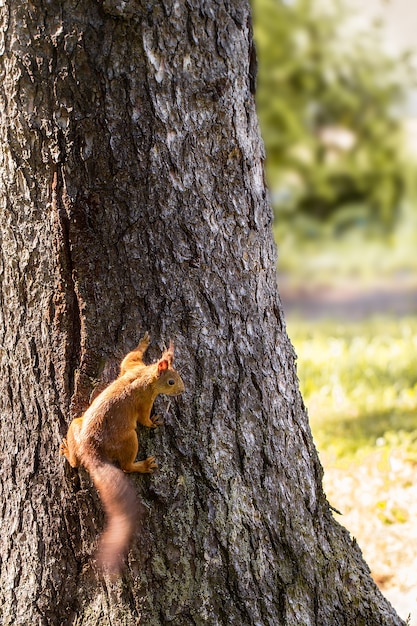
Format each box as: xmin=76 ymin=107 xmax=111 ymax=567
xmin=0 ymin=1 xmax=405 ymax=625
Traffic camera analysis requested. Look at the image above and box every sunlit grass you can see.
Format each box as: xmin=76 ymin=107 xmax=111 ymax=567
xmin=287 ymin=315 xmax=417 ymax=460
xmin=287 ymin=314 xmax=417 ymax=608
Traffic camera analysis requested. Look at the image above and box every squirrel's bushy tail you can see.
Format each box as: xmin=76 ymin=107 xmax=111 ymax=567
xmin=82 ymin=454 xmax=139 ymax=575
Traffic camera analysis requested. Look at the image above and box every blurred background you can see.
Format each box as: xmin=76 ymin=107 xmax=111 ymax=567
xmin=252 ymin=0 xmax=417 ymax=622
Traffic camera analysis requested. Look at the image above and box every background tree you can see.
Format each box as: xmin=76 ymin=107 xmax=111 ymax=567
xmin=0 ymin=0 xmax=406 ymax=625
xmin=253 ymin=0 xmax=412 ymax=230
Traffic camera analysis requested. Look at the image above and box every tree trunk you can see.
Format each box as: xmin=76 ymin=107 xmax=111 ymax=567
xmin=0 ymin=1 xmax=404 ymax=625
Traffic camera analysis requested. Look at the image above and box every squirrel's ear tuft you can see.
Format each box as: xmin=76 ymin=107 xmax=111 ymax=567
xmin=160 ymin=340 xmax=174 ymax=367
xmin=158 ymin=359 xmax=169 ymax=374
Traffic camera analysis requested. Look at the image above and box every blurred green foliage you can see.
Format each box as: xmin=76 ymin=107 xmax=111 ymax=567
xmin=252 ymin=0 xmax=414 ymax=230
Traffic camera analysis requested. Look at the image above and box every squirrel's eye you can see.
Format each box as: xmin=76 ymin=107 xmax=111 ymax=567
xmin=168 ymin=379 xmax=175 ymax=386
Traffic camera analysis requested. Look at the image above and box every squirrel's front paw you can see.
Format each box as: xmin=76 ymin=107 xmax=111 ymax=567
xmin=150 ymin=414 xmax=164 ymax=428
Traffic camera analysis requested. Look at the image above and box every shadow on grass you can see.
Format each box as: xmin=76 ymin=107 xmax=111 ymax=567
xmin=312 ymin=406 xmax=417 ymax=457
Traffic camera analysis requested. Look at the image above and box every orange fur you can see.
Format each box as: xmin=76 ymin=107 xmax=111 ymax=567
xmin=60 ymin=332 xmax=185 ymax=575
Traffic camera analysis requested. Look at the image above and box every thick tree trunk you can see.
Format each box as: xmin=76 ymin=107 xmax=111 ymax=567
xmin=0 ymin=1 xmax=404 ymax=625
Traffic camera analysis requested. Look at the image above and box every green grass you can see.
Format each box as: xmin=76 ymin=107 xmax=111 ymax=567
xmin=288 ymin=316 xmax=417 ymax=600
xmin=287 ymin=316 xmax=417 ymax=462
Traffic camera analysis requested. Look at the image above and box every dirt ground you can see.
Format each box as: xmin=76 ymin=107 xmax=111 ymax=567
xmin=323 ymin=452 xmax=417 ymax=625
xmin=279 ymin=278 xmax=417 ymax=321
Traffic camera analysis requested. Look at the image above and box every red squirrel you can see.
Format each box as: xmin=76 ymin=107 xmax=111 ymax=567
xmin=60 ymin=332 xmax=185 ymax=575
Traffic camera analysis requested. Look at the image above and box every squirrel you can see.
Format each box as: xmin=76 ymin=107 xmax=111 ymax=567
xmin=60 ymin=332 xmax=185 ymax=575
